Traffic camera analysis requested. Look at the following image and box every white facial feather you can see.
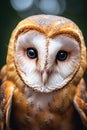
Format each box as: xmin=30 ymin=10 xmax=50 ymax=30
xmin=15 ymin=31 xmax=80 ymax=93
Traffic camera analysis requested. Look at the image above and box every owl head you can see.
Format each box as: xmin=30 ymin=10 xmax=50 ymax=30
xmin=6 ymin=15 xmax=87 ymax=93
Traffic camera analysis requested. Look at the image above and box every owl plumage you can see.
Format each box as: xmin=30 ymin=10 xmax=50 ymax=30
xmin=0 ymin=14 xmax=87 ymax=130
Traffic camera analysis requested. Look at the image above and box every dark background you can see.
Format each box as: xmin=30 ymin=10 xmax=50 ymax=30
xmin=0 ymin=0 xmax=87 ymax=68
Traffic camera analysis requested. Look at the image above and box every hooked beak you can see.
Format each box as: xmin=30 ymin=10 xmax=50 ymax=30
xmin=41 ymin=70 xmax=48 ymax=85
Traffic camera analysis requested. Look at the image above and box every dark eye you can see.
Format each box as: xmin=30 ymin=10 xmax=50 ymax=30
xmin=56 ymin=50 xmax=68 ymax=61
xmin=27 ymin=48 xmax=37 ymax=59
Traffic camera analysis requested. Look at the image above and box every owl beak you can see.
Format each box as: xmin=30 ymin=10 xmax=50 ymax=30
xmin=41 ymin=70 xmax=48 ymax=85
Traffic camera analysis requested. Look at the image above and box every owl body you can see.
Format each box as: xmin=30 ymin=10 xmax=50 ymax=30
xmin=10 ymin=84 xmax=76 ymax=130
xmin=0 ymin=15 xmax=87 ymax=130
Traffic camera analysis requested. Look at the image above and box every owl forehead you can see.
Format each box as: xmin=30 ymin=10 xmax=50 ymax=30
xmin=27 ymin=15 xmax=71 ymax=28
xmin=14 ymin=15 xmax=81 ymax=45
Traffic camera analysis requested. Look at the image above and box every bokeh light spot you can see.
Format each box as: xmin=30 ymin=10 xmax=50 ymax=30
xmin=10 ymin=0 xmax=34 ymax=12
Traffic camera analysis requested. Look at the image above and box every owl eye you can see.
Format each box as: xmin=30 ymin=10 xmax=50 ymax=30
xmin=56 ymin=50 xmax=68 ymax=61
xmin=27 ymin=48 xmax=37 ymax=59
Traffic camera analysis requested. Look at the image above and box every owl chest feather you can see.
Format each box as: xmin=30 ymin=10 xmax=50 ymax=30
xmin=10 ymin=86 xmax=76 ymax=130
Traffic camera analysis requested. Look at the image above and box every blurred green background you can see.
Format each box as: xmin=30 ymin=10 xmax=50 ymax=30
xmin=0 ymin=0 xmax=87 ymax=69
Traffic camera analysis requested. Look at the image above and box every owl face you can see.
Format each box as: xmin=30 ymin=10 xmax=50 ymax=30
xmin=15 ymin=30 xmax=80 ymax=92
xmin=7 ymin=15 xmax=86 ymax=93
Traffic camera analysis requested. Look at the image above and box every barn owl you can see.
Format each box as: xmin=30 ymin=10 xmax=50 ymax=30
xmin=0 ymin=14 xmax=87 ymax=130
